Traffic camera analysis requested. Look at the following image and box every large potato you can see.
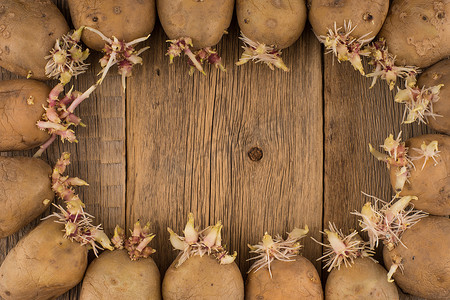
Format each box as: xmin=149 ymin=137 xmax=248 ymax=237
xmin=80 ymin=249 xmax=161 ymax=300
xmin=236 ymin=0 xmax=307 ymax=49
xmin=162 ymin=255 xmax=244 ymax=300
xmin=157 ymin=0 xmax=234 ymax=49
xmin=0 ymin=156 xmax=53 ymax=238
xmin=245 ymin=257 xmax=323 ymax=300
xmin=0 ymin=80 xmax=50 ymax=151
xmin=0 ymin=0 xmax=69 ymax=79
xmin=308 ymin=0 xmax=389 ymax=40
xmin=325 ymin=257 xmax=398 ymax=299
xmin=0 ymin=217 xmax=88 ymax=300
xmin=383 ymin=216 xmax=450 ymax=299
xmin=389 ymin=134 xmax=450 ymax=215
xmin=417 ymin=59 xmax=450 ymax=135
xmin=379 ymin=0 xmax=450 ymax=68
xmin=68 ymin=0 xmax=156 ymax=52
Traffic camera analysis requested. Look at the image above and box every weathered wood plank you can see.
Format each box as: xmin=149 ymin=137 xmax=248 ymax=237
xmin=323 ymin=54 xmax=430 ymax=300
xmin=126 ymin=22 xmax=324 ymax=277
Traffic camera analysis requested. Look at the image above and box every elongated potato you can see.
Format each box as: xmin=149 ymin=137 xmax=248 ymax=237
xmin=325 ymin=257 xmax=398 ymax=300
xmin=379 ymin=0 xmax=450 ymax=68
xmin=417 ymin=59 xmax=450 ymax=134
xmin=68 ymin=0 xmax=156 ymax=51
xmin=389 ymin=134 xmax=450 ymax=215
xmin=0 ymin=0 xmax=69 ymax=79
xmin=246 ymin=257 xmax=323 ymax=300
xmin=0 ymin=217 xmax=88 ymax=300
xmin=0 ymin=156 xmax=53 ymax=238
xmin=383 ymin=216 xmax=450 ymax=299
xmin=308 ymin=0 xmax=390 ymax=39
xmin=157 ymin=0 xmax=234 ymax=49
xmin=80 ymin=249 xmax=161 ymax=300
xmin=162 ymin=255 xmax=244 ymax=300
xmin=236 ymin=0 xmax=307 ymax=50
xmin=0 ymin=80 xmax=50 ymax=151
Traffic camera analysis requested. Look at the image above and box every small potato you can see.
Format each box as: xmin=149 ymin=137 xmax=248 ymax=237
xmin=157 ymin=0 xmax=234 ymax=49
xmin=236 ymin=0 xmax=307 ymax=49
xmin=325 ymin=257 xmax=399 ymax=300
xmin=80 ymin=249 xmax=161 ymax=300
xmin=0 ymin=217 xmax=88 ymax=300
xmin=308 ymin=0 xmax=390 ymax=39
xmin=162 ymin=255 xmax=244 ymax=300
xmin=383 ymin=216 xmax=450 ymax=299
xmin=417 ymin=59 xmax=450 ymax=134
xmin=389 ymin=134 xmax=450 ymax=215
xmin=0 ymin=156 xmax=53 ymax=238
xmin=0 ymin=80 xmax=50 ymax=151
xmin=379 ymin=0 xmax=450 ymax=68
xmin=0 ymin=0 xmax=69 ymax=79
xmin=68 ymin=0 xmax=156 ymax=51
xmin=246 ymin=257 xmax=323 ymax=300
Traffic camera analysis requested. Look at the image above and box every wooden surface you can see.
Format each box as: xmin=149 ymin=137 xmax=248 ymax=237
xmin=0 ymin=1 xmax=431 ymax=299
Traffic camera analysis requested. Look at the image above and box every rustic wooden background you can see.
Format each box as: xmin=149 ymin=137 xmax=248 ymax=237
xmin=0 ymin=1 xmax=433 ymax=299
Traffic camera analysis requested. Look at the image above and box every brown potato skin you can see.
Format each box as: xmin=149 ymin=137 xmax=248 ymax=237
xmin=68 ymin=0 xmax=156 ymax=52
xmin=236 ymin=0 xmax=307 ymax=50
xmin=383 ymin=216 xmax=450 ymax=299
xmin=0 ymin=80 xmax=51 ymax=151
xmin=80 ymin=249 xmax=161 ymax=300
xmin=0 ymin=0 xmax=69 ymax=80
xmin=245 ymin=257 xmax=323 ymax=300
xmin=308 ymin=0 xmax=389 ymax=40
xmin=379 ymin=0 xmax=450 ymax=68
xmin=417 ymin=59 xmax=450 ymax=135
xmin=157 ymin=0 xmax=234 ymax=49
xmin=162 ymin=255 xmax=244 ymax=300
xmin=389 ymin=134 xmax=450 ymax=215
xmin=0 ymin=217 xmax=88 ymax=300
xmin=325 ymin=257 xmax=399 ymax=300
xmin=0 ymin=156 xmax=53 ymax=238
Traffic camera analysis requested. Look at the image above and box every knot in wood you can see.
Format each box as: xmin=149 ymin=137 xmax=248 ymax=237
xmin=248 ymin=147 xmax=263 ymax=161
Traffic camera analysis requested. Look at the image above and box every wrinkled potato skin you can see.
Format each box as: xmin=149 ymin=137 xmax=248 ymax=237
xmin=246 ymin=257 xmax=323 ymax=300
xmin=0 ymin=0 xmax=69 ymax=80
xmin=0 ymin=218 xmax=88 ymax=300
xmin=162 ymin=255 xmax=244 ymax=300
xmin=383 ymin=216 xmax=450 ymax=299
xmin=236 ymin=0 xmax=307 ymax=49
xmin=68 ymin=0 xmax=156 ymax=52
xmin=80 ymin=249 xmax=161 ymax=300
xmin=389 ymin=134 xmax=450 ymax=215
xmin=157 ymin=0 xmax=234 ymax=49
xmin=0 ymin=80 xmax=51 ymax=151
xmin=379 ymin=0 xmax=450 ymax=68
xmin=308 ymin=0 xmax=389 ymax=39
xmin=0 ymin=156 xmax=53 ymax=238
xmin=417 ymin=59 xmax=450 ymax=134
xmin=325 ymin=258 xmax=398 ymax=300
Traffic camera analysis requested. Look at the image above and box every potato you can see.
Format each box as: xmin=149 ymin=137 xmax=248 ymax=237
xmin=389 ymin=134 xmax=450 ymax=215
xmin=80 ymin=249 xmax=161 ymax=300
xmin=236 ymin=0 xmax=307 ymax=50
xmin=68 ymin=0 xmax=156 ymax=52
xmin=383 ymin=216 xmax=450 ymax=299
xmin=325 ymin=257 xmax=398 ymax=299
xmin=0 ymin=217 xmax=88 ymax=300
xmin=417 ymin=59 xmax=450 ymax=134
xmin=162 ymin=255 xmax=244 ymax=300
xmin=308 ymin=0 xmax=389 ymax=40
xmin=157 ymin=0 xmax=234 ymax=49
xmin=379 ymin=0 xmax=450 ymax=68
xmin=246 ymin=257 xmax=323 ymax=300
xmin=0 ymin=156 xmax=53 ymax=238
xmin=0 ymin=80 xmax=50 ymax=151
xmin=0 ymin=0 xmax=69 ymax=80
